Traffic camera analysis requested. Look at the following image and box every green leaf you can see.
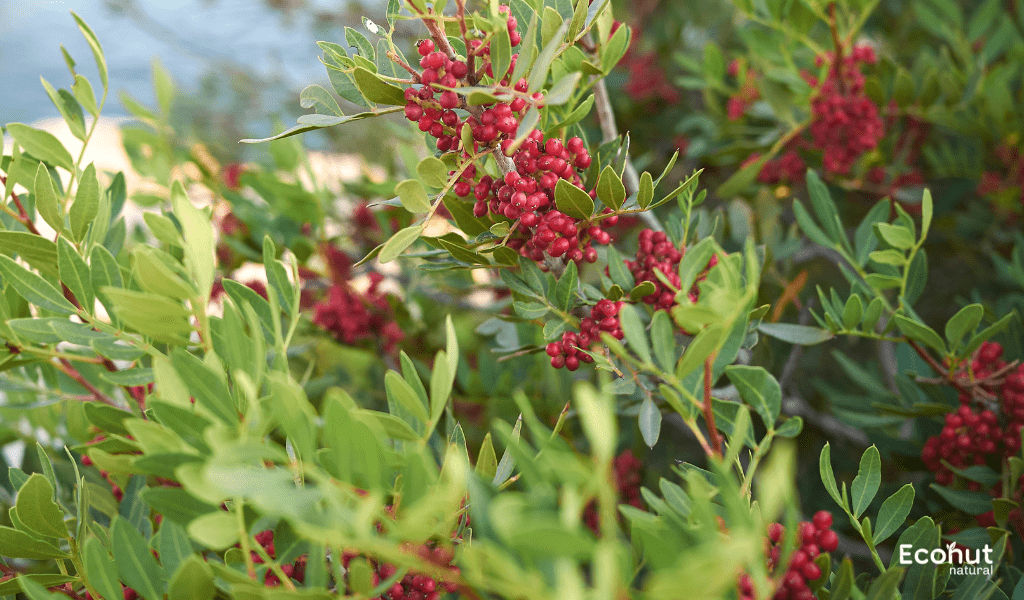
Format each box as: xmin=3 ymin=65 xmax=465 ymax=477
xmin=756 ymin=322 xmax=834 ymax=345
xmin=491 ymin=26 xmax=512 ymax=82
xmin=929 ymin=484 xmax=993 ymax=515
xmin=865 ymin=567 xmax=905 ymax=600
xmin=34 ymin=162 xmax=63 ymax=234
xmin=170 ymin=348 xmax=237 ymax=425
xmin=851 ymin=445 xmax=881 ymax=518
xmin=352 ymin=67 xmax=406 ymax=105
xmin=0 ymin=231 xmax=59 ymax=277
xmin=873 ymin=483 xmax=914 ymax=544
xmin=597 ymin=165 xmax=626 ymax=210
xmin=553 ymin=260 xmax=578 ymax=312
xmin=963 ymin=313 xmax=1014 ymax=357
xmin=792 ymin=199 xmax=834 ymax=247
xmin=638 ymin=396 xmax=661 ymax=448
xmin=5 ymin=123 xmax=74 ymax=171
xmin=805 ymin=169 xmax=844 ymax=245
xmin=0 ymin=526 xmax=69 ymax=559
xmin=554 ymin=179 xmax=594 ymax=220
xmin=675 ymin=322 xmax=723 ymax=379
xmin=395 ymin=180 xmax=431 ymax=213
xmin=637 ymin=171 xmax=654 ymax=209
xmin=0 ymin=255 xmax=76 ymax=314
xmin=854 ymin=199 xmax=891 ymax=266
xmin=18 ymin=577 xmax=64 ymax=600
xmin=103 ymin=288 xmax=192 ymax=343
xmin=41 ymin=78 xmax=87 ymax=140
xmin=300 ymin=84 xmax=344 ymax=117
xmin=831 ymin=557 xmax=854 ymax=600
xmin=545 ymin=72 xmax=581 ymax=105
xmin=945 ymin=304 xmax=984 ymax=353
xmin=920 ymin=189 xmax=933 ymax=241
xmin=58 ymin=237 xmax=93 ymax=311
xmin=69 ymin=163 xmax=101 ymax=241
xmin=869 ymin=249 xmax=907 ymax=266
xmin=725 ymin=365 xmax=781 ymax=429
xmin=819 ymin=443 xmax=846 ymax=511
xmin=528 ymin=22 xmax=568 ymax=93
xmin=475 ymin=433 xmax=498 ymax=480
xmin=71 ymin=12 xmax=108 ymax=90
xmin=842 ymin=294 xmax=864 ymax=330
xmin=416 ymin=157 xmax=449 ymax=189
xmin=893 ymin=315 xmax=946 ymax=354
xmin=82 ymin=538 xmax=123 ymax=600
xmin=650 ymin=310 xmax=676 ymax=372
xmin=171 ymin=180 xmax=215 ymax=299
xmin=186 ymin=511 xmax=238 ymax=550
xmin=429 ymin=351 xmax=452 ymax=425
xmin=73 ymin=74 xmax=98 ymax=116
xmin=385 ymin=370 xmax=429 ymax=423
xmin=168 ymin=555 xmax=215 ymax=600
xmin=379 ymin=225 xmax=424 ymax=263
xmin=605 ymin=245 xmax=634 ymax=289
xmin=775 ymin=416 xmax=803 ymax=438
xmin=15 ymin=474 xmax=68 ymax=539
xmin=618 ymin=303 xmax=651 ymax=364
xmin=875 ymin=223 xmax=916 ymax=250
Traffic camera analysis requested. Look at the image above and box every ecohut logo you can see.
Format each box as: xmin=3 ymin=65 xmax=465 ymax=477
xmin=898 ymin=543 xmax=995 ymax=576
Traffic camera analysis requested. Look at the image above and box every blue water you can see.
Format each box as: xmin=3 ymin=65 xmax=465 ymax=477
xmin=0 ymin=0 xmax=345 ymax=127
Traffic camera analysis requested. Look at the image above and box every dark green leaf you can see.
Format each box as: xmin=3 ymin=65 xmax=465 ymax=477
xmin=34 ymin=162 xmax=63 ymax=234
xmin=874 ymin=484 xmax=915 ymax=544
xmin=83 ymin=537 xmax=123 ymax=600
xmin=819 ymin=443 xmax=846 ymax=510
xmin=0 ymin=526 xmax=69 ymax=559
xmin=618 ymin=303 xmax=651 ymax=364
xmin=554 ymin=179 xmax=594 ymax=220
xmin=725 ymin=365 xmax=781 ymax=429
xmin=930 ymin=484 xmax=992 ymax=515
xmin=71 ymin=163 xmax=100 ymax=242
xmin=0 ymin=255 xmax=76 ymax=314
xmin=757 ymin=322 xmax=834 ymax=345
xmin=352 ymin=67 xmax=406 ymax=105
xmin=893 ymin=315 xmax=946 ymax=354
xmin=597 ymin=165 xmax=626 ymax=210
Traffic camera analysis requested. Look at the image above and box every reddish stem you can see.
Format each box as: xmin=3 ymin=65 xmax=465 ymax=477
xmin=0 ymin=175 xmax=42 ymax=236
xmin=56 ymin=358 xmax=118 ymax=406
xmin=703 ymin=355 xmax=723 ymax=457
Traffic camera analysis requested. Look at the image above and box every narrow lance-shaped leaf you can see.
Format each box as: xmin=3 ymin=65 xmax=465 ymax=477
xmin=34 ymin=162 xmax=63 ymax=234
xmin=851 ymin=445 xmax=881 ymax=518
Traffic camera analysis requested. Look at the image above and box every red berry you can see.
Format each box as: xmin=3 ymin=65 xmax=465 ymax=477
xmin=418 ymin=39 xmax=435 ymax=56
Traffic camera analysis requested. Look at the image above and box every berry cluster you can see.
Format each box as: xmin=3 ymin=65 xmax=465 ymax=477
xmin=921 ymin=342 xmax=1024 ymax=486
xmin=341 ymin=543 xmax=460 ymax=600
xmin=738 ymin=512 xmax=839 ymax=600
xmin=403 ymin=7 xmax=524 ymax=153
xmin=312 ymin=273 xmax=404 ymax=354
xmin=453 ymin=130 xmax=614 ymax=267
xmin=583 ymin=449 xmax=645 ymax=534
xmin=546 ymin=299 xmax=625 ymax=371
xmin=756 ymin=148 xmax=807 ymax=185
xmin=805 ymin=44 xmax=883 ymax=175
xmin=625 ymin=229 xmax=718 ymax=311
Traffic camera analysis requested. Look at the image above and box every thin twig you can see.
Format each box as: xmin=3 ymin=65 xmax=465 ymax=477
xmin=0 ymin=175 xmax=42 ymax=235
xmin=55 ymin=359 xmax=118 ymax=406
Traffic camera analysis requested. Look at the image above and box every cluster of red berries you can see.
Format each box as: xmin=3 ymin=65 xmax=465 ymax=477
xmin=583 ymin=449 xmax=645 ymax=534
xmin=805 ymin=44 xmax=883 ymax=175
xmin=311 ymin=244 xmax=404 ymax=353
xmin=312 ymin=273 xmax=404 ymax=354
xmin=625 ymin=229 xmax=718 ymax=311
xmin=738 ymin=512 xmax=839 ymax=600
xmin=922 ymin=342 xmax=1024 ymax=486
xmin=621 ymin=49 xmax=679 ymax=104
xmin=756 ymin=148 xmax=807 ymax=185
xmin=453 ymin=130 xmax=614 ymax=267
xmin=403 ymin=7 xmax=525 ymax=152
xmin=341 ymin=544 xmax=460 ymax=600
xmin=546 ymin=299 xmax=625 ymax=371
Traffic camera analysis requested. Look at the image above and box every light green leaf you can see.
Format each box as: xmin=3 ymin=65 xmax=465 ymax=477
xmin=57 ymin=237 xmax=93 ymax=310
xmin=352 ymin=67 xmax=406 ymax=105
xmin=6 ymin=123 xmax=75 ymax=171
xmin=893 ymin=314 xmax=946 ymax=354
xmin=15 ymin=474 xmax=68 ymax=539
xmin=416 ymin=156 xmax=449 ymax=188
xmin=71 ymin=12 xmax=108 ymax=90
xmin=299 ymin=84 xmax=344 ymax=117
xmin=0 ymin=255 xmax=77 ymax=314
xmin=111 ymin=517 xmax=164 ymax=600
xmin=618 ymin=303 xmax=651 ymax=364
xmin=945 ymin=304 xmax=984 ymax=353
xmin=186 ymin=511 xmax=238 ymax=550
xmin=395 ymin=180 xmax=431 ymax=213
xmin=528 ymin=22 xmax=568 ymax=93
xmin=873 ymin=483 xmax=914 ymax=544
xmin=757 ymin=322 xmax=834 ymax=345
xmin=385 ymin=370 xmax=429 ymax=423
xmin=725 ymin=365 xmax=781 ymax=429
xmin=378 ymin=224 xmax=424 ymax=263
xmin=851 ymin=445 xmax=881 ymax=518
xmin=168 ymin=556 xmax=215 ymax=600
xmin=83 ymin=537 xmax=123 ymax=600
xmin=637 ymin=171 xmax=654 ymax=209
xmin=71 ymin=163 xmax=100 ymax=242
xmin=638 ymin=396 xmax=661 ymax=448
xmin=819 ymin=443 xmax=846 ymax=510
xmin=34 ymin=162 xmax=63 ymax=233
